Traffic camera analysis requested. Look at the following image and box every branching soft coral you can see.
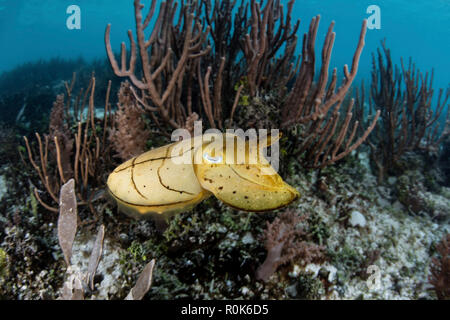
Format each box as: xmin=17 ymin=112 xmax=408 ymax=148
xmin=49 ymin=94 xmax=74 ymax=179
xmin=429 ymin=234 xmax=450 ymax=299
xmin=256 ymin=210 xmax=324 ymax=282
xmin=365 ymin=41 xmax=449 ymax=182
xmin=109 ymin=81 xmax=151 ymax=161
xmin=23 ymin=74 xmax=113 ymax=214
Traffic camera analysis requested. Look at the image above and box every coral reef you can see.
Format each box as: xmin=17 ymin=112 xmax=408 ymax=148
xmin=1 ymin=135 xmax=449 ymax=300
xmin=0 ymin=0 xmax=448 ymax=301
xmin=105 ymin=0 xmax=379 ymax=168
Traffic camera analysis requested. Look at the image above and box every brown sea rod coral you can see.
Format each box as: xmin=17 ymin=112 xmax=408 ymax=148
xmin=105 ymin=0 xmax=380 ymax=168
xmin=280 ymin=16 xmax=380 ymax=169
xmin=109 ymin=81 xmax=151 ymax=161
xmin=105 ymin=0 xmax=211 ymax=129
xmin=23 ymin=75 xmax=113 ymax=215
xmin=256 ymin=210 xmax=324 ymax=282
xmin=366 ymin=41 xmax=449 ymax=182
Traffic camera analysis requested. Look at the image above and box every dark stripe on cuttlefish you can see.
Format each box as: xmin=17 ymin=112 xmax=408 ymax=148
xmin=156 ymin=144 xmax=195 ymax=195
xmin=113 ymin=146 xmax=194 ymax=173
xmin=130 ymin=157 xmax=148 ymax=199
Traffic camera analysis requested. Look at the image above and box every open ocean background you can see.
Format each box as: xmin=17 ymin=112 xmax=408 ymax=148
xmin=0 ymin=0 xmax=448 ymax=93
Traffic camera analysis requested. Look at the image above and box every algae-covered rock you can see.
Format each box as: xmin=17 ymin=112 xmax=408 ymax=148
xmin=0 ymin=248 xmax=8 ymax=277
xmin=231 ymin=93 xmax=281 ymax=130
xmin=286 ymin=272 xmax=325 ymax=299
xmin=396 ymin=170 xmax=450 ymax=220
xmin=0 ymin=175 xmax=6 ymax=202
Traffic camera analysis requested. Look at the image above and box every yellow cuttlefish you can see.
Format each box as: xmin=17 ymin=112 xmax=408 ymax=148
xmin=107 ymin=132 xmax=299 ymax=220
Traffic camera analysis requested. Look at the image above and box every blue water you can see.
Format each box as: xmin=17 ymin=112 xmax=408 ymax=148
xmin=0 ymin=0 xmax=448 ymax=91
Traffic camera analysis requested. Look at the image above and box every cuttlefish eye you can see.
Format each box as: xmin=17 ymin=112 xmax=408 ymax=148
xmin=203 ymin=152 xmax=223 ymax=164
